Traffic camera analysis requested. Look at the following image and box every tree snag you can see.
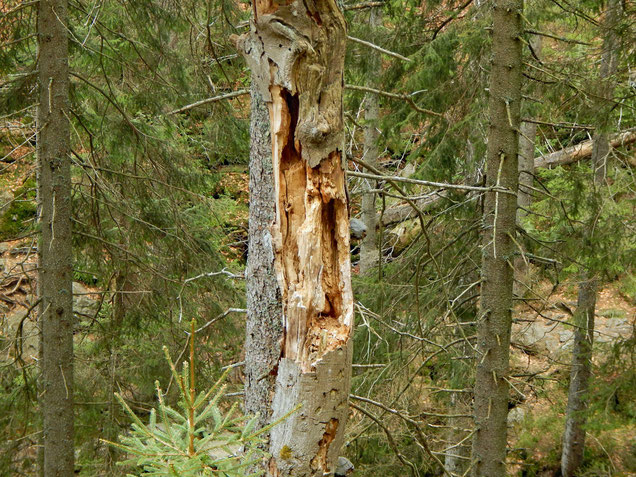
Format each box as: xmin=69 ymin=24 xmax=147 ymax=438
xmin=235 ymin=0 xmax=353 ymax=475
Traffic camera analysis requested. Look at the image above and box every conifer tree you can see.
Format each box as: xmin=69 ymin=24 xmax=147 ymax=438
xmin=36 ymin=0 xmax=74 ymax=475
xmin=472 ymin=0 xmax=523 ymax=475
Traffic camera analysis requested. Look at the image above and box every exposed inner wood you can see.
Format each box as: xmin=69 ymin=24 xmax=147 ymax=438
xmin=270 ymin=85 xmax=351 ymax=370
xmin=236 ymin=0 xmax=352 ymax=474
xmin=310 ymin=418 xmax=339 ymax=471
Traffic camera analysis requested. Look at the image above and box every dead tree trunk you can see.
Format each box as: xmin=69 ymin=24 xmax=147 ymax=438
xmin=472 ymin=1 xmax=523 ymax=475
xmin=235 ymin=1 xmax=353 ymax=475
xmin=533 ymin=127 xmax=636 ymax=169
xmin=37 ymin=0 xmax=74 ymax=475
xmin=359 ymin=8 xmax=382 ymax=275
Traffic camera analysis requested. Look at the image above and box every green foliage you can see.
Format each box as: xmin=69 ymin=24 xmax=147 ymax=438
xmin=106 ymin=334 xmax=271 ymax=477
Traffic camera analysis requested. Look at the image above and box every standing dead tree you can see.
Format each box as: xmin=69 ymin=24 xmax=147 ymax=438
xmin=234 ymin=0 xmax=354 ymax=475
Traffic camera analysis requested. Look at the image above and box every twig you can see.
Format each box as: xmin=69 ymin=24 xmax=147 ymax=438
xmin=348 ymin=169 xmax=515 ymax=195
xmin=167 ymin=89 xmax=250 ymax=115
xmin=345 ymin=84 xmax=443 ymax=118
xmin=525 ymin=29 xmax=591 ymax=46
xmin=191 ymin=308 xmax=246 ymax=334
xmin=347 ymin=35 xmax=411 ymax=62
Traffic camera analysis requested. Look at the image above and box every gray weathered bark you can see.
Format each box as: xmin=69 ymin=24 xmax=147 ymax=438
xmin=471 ymin=1 xmax=523 ymax=475
xmin=244 ymin=79 xmax=283 ymax=433
xmin=235 ymin=0 xmax=353 ymax=474
xmin=515 ymin=35 xmax=542 ymax=296
xmin=37 ymin=0 xmax=74 ymax=475
xmin=561 ymin=2 xmax=622 ymax=474
xmin=359 ymin=8 xmax=382 ymax=275
xmin=561 ymin=277 xmax=597 ymax=477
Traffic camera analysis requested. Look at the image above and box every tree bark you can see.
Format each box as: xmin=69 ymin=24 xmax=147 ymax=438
xmin=471 ymin=1 xmax=523 ymax=475
xmin=359 ymin=8 xmax=382 ymax=275
xmin=561 ymin=277 xmax=597 ymax=477
xmin=244 ymin=79 xmax=284 ymax=433
xmin=37 ymin=0 xmax=74 ymax=475
xmin=236 ymin=1 xmax=353 ymax=475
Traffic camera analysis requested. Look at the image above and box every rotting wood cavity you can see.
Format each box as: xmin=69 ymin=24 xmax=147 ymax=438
xmin=273 ymin=87 xmax=350 ymax=369
xmin=310 ymin=418 xmax=339 ymax=472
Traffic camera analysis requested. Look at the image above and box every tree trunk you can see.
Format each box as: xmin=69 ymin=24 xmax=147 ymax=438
xmin=561 ymin=277 xmax=596 ymax=477
xmin=515 ymin=35 xmax=542 ymax=296
xmin=591 ymin=0 xmax=622 ymax=184
xmin=244 ymin=78 xmax=283 ymax=433
xmin=471 ymin=1 xmax=523 ymax=475
xmin=236 ymin=1 xmax=353 ymax=475
xmin=359 ymin=8 xmax=382 ymax=275
xmin=37 ymin=0 xmax=74 ymax=475
xmin=561 ymin=2 xmax=622 ymax=474
xmin=444 ymin=304 xmax=475 ymax=476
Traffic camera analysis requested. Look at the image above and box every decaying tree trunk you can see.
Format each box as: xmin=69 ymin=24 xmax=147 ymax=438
xmin=533 ymin=127 xmax=635 ymax=169
xmin=37 ymin=0 xmax=75 ymax=475
xmin=235 ymin=1 xmax=353 ymax=475
xmin=359 ymin=8 xmax=382 ymax=275
xmin=472 ymin=0 xmax=523 ymax=475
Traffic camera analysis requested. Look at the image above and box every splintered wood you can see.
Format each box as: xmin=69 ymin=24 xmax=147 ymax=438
xmin=235 ymin=0 xmax=353 ymax=474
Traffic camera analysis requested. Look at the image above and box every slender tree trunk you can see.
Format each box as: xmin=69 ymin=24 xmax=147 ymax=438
xmin=471 ymin=1 xmax=523 ymax=475
xmin=514 ymin=35 xmax=541 ymax=296
xmin=236 ymin=1 xmax=353 ymax=475
xmin=516 ymin=121 xmax=536 ymax=224
xmin=445 ymin=304 xmax=475 ymax=476
xmin=244 ymin=78 xmax=283 ymax=433
xmin=37 ymin=0 xmax=74 ymax=475
xmin=561 ymin=277 xmax=597 ymax=477
xmin=359 ymin=8 xmax=382 ymax=275
xmin=561 ymin=2 xmax=622 ymax=474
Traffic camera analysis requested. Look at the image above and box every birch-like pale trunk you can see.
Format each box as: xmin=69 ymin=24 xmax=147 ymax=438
xmin=236 ymin=0 xmax=353 ymax=474
xmin=359 ymin=8 xmax=382 ymax=275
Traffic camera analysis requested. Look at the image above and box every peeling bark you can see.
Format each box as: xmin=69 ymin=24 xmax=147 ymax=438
xmin=244 ymin=79 xmax=283 ymax=433
xmin=236 ymin=1 xmax=353 ymax=475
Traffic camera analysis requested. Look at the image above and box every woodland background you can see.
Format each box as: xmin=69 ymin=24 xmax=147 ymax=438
xmin=0 ymin=0 xmax=635 ymax=475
